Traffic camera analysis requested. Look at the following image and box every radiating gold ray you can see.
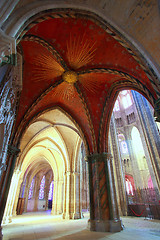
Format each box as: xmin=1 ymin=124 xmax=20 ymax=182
xmin=67 ymin=33 xmax=97 ymax=70
xmin=79 ymin=74 xmax=104 ymax=94
xmin=52 ymin=81 xmax=76 ymax=101
xmin=31 ymin=52 xmax=65 ymax=82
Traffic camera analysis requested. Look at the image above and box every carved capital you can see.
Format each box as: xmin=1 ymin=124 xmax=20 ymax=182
xmin=0 ymin=29 xmax=16 ymax=65
xmin=86 ymin=152 xmax=113 ymax=163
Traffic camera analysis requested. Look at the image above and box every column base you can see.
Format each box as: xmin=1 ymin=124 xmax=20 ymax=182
xmin=2 ymin=215 xmax=12 ymax=224
xmin=72 ymin=212 xmax=83 ymax=219
xmin=88 ymin=219 xmax=122 ymax=232
xmin=62 ymin=212 xmax=83 ymax=219
xmin=51 ymin=210 xmax=62 ymax=215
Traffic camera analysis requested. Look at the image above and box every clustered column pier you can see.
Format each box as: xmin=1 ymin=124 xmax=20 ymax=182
xmin=86 ymin=153 xmax=122 ymax=232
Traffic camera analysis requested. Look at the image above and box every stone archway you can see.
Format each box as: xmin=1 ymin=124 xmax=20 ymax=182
xmin=0 ymin=2 xmax=160 ymax=235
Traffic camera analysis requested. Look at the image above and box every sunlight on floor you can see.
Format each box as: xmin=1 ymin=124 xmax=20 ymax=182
xmin=2 ymin=211 xmax=160 ymax=240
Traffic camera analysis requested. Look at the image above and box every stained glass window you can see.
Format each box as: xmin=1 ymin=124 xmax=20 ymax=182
xmin=28 ymin=178 xmax=34 ymax=200
xmin=39 ymin=175 xmax=45 ymax=200
xmin=48 ymin=181 xmax=54 ymax=200
xmin=121 ymin=140 xmax=128 ymax=154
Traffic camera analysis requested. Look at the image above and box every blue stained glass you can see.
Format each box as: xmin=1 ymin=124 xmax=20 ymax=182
xmin=121 ymin=140 xmax=128 ymax=154
xmin=28 ymin=178 xmax=34 ymax=200
xmin=48 ymin=181 xmax=54 ymax=200
xmin=39 ymin=175 xmax=45 ymax=200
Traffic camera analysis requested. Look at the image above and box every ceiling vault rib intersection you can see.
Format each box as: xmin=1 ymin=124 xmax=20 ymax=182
xmin=15 ymin=8 xmax=160 ymax=96
xmin=14 ymin=14 xmax=159 ymax=155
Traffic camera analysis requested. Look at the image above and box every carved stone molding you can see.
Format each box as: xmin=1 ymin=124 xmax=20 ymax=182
xmin=0 ymin=52 xmax=22 ymax=178
xmin=86 ymin=152 xmax=112 ymax=162
xmin=0 ymin=29 xmax=16 ymax=65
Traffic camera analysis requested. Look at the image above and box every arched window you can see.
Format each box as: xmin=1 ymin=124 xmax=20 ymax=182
xmin=48 ymin=181 xmax=54 ymax=200
xmin=131 ymin=127 xmax=146 ymax=170
xmin=118 ymin=133 xmax=128 ymax=154
xmin=121 ymin=141 xmax=128 ymax=154
xmin=28 ymin=178 xmax=34 ymax=200
xmin=39 ymin=175 xmax=45 ymax=200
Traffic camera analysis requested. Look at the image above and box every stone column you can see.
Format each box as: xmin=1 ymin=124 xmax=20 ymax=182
xmin=2 ymin=169 xmax=21 ymax=223
xmin=44 ymin=177 xmax=50 ymax=211
xmin=51 ymin=180 xmax=58 ymax=215
xmin=33 ymin=176 xmax=41 ymax=212
xmin=23 ymin=177 xmax=30 ymax=213
xmin=56 ymin=180 xmax=63 ymax=214
xmin=109 ymin=114 xmax=127 ymax=216
xmin=132 ymin=91 xmax=160 ymax=191
xmin=0 ymin=51 xmax=22 ymax=238
xmin=62 ymin=172 xmax=71 ymax=219
xmin=51 ymin=180 xmax=63 ymax=215
xmin=63 ymin=171 xmax=82 ymax=219
xmin=124 ymin=127 xmax=144 ymax=189
xmin=81 ymin=150 xmax=89 ymax=210
xmin=73 ymin=172 xmax=82 ymax=219
xmin=12 ymin=177 xmax=23 ymax=217
xmin=86 ymin=153 xmax=122 ymax=232
xmin=0 ymin=145 xmax=20 ymax=239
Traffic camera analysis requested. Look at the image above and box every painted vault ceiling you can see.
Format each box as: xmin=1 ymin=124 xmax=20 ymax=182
xmin=16 ymin=16 xmax=158 ymax=153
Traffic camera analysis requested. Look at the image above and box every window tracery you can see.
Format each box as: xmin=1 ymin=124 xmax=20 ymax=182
xmin=28 ymin=178 xmax=34 ymax=200
xmin=48 ymin=181 xmax=54 ymax=200
xmin=39 ymin=175 xmax=45 ymax=200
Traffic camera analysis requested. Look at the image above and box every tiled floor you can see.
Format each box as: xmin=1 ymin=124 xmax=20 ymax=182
xmin=2 ymin=211 xmax=160 ymax=240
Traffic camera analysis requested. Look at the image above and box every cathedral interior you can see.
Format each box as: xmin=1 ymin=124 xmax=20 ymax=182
xmin=0 ymin=0 xmax=160 ymax=239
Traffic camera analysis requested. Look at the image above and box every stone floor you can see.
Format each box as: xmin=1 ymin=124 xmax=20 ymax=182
xmin=2 ymin=211 xmax=160 ymax=240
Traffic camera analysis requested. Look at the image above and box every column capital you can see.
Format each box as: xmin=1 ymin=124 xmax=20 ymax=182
xmin=85 ymin=152 xmax=113 ymax=162
xmin=0 ymin=29 xmax=16 ymax=66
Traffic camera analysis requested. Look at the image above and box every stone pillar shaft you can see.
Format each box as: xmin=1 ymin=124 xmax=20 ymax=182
xmin=86 ymin=153 xmax=122 ymax=232
xmin=33 ymin=177 xmax=41 ymax=212
xmin=2 ymin=169 xmax=21 ymax=224
xmin=132 ymin=91 xmax=160 ymax=190
xmin=57 ymin=181 xmax=63 ymax=214
xmin=109 ymin=114 xmax=127 ymax=216
xmin=52 ymin=180 xmax=58 ymax=214
xmin=0 ymin=145 xmax=20 ymax=224
xmin=62 ymin=171 xmax=82 ymax=219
